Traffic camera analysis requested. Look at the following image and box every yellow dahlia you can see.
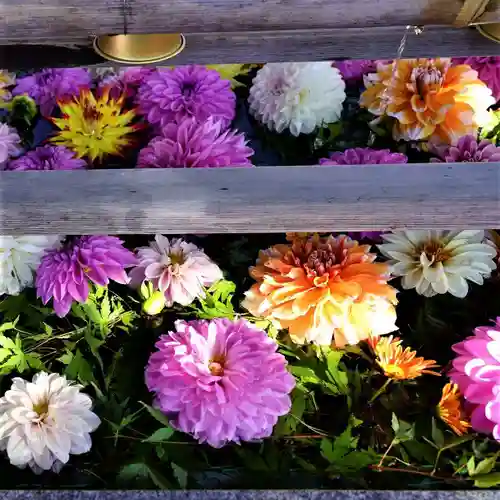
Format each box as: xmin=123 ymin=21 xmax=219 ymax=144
xmin=437 ymin=382 xmax=470 ymax=436
xmin=370 ymin=335 xmax=440 ymax=380
xmin=0 ymin=70 xmax=15 ymax=107
xmin=360 ymin=59 xmax=494 ymax=144
xmin=242 ymin=233 xmax=398 ymax=347
xmin=50 ymin=87 xmax=139 ymax=163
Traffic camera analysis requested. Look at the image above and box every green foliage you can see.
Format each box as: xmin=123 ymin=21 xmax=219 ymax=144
xmin=188 ymin=279 xmax=236 ymax=319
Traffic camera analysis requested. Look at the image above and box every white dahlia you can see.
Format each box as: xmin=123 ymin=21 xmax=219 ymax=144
xmin=0 ymin=372 xmax=101 ymax=473
xmin=379 ymin=230 xmax=496 ymax=298
xmin=0 ymin=235 xmax=61 ymax=295
xmin=248 ymin=62 xmax=346 ymax=136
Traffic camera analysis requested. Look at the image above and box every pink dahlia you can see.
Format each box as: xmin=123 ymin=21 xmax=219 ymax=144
xmin=0 ymin=123 xmax=21 ymax=169
xmin=332 ymin=59 xmax=375 ymax=83
xmin=6 ymin=145 xmax=87 ymax=171
xmin=99 ymin=67 xmax=154 ymax=100
xmin=453 ymin=57 xmax=500 ymax=101
xmin=36 ymin=236 xmax=137 ymax=317
xmin=129 ymin=235 xmax=223 ymax=306
xmin=431 ymin=135 xmax=500 ymax=163
xmin=12 ymin=68 xmax=91 ymax=117
xmin=449 ymin=318 xmax=500 ymax=440
xmin=319 ymin=147 xmax=408 ymax=165
xmin=145 ymin=318 xmax=295 ymax=447
xmin=136 ymin=118 xmax=253 ymax=168
xmin=136 ymin=65 xmax=236 ymax=129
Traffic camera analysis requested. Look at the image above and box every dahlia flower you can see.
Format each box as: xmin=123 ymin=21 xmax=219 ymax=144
xmin=379 ymin=231 xmax=497 ymax=298
xmin=248 ymin=62 xmax=346 ymax=136
xmin=129 ymin=235 xmax=223 ymax=307
xmin=0 ymin=372 xmax=100 ymax=472
xmin=360 ymin=59 xmax=494 ymax=144
xmin=99 ymin=67 xmax=154 ymax=100
xmin=346 ymin=232 xmax=383 ymax=242
xmin=449 ymin=318 xmax=500 ymax=440
xmin=145 ymin=318 xmax=295 ymax=447
xmin=0 ymin=123 xmax=21 ymax=169
xmin=437 ymin=382 xmax=470 ymax=436
xmin=453 ymin=57 xmax=500 ymax=101
xmin=137 ymin=66 xmax=236 ymax=129
xmin=430 ymin=135 xmax=500 ymax=163
xmin=6 ymin=145 xmax=87 ymax=171
xmin=50 ymin=87 xmax=139 ymax=163
xmin=36 ymin=236 xmax=137 ymax=317
xmin=319 ymin=147 xmax=407 ymax=165
xmin=137 ymin=118 xmax=253 ymax=168
xmin=332 ymin=60 xmax=375 ymax=83
xmin=0 ymin=235 xmax=61 ymax=296
xmin=242 ymin=233 xmax=398 ymax=347
xmin=12 ymin=68 xmax=91 ymax=117
xmin=206 ymin=64 xmax=254 ymax=88
xmin=0 ymin=70 xmax=15 ymax=107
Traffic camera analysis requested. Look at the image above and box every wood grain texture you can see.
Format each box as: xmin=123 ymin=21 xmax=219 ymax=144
xmin=2 ymin=27 xmax=500 ymax=71
xmin=1 ymin=164 xmax=499 ymax=235
xmin=1 ymin=0 xmax=464 ymax=42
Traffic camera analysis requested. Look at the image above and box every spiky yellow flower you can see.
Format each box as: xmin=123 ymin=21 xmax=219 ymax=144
xmin=370 ymin=335 xmax=440 ymax=380
xmin=50 ymin=87 xmax=139 ymax=163
xmin=437 ymin=383 xmax=470 ymax=436
xmin=206 ymin=64 xmax=255 ymax=88
xmin=0 ymin=70 xmax=15 ymax=108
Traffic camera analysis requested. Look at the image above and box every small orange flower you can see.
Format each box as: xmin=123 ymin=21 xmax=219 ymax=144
xmin=242 ymin=233 xmax=398 ymax=347
xmin=437 ymin=382 xmax=470 ymax=436
xmin=370 ymin=335 xmax=440 ymax=380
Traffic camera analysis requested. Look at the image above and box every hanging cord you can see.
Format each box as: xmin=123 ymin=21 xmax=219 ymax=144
xmin=122 ymin=0 xmax=129 ymax=35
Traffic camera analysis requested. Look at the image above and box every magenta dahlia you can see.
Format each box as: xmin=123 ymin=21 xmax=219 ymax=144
xmin=449 ymin=318 xmax=500 ymax=441
xmin=145 ymin=318 xmax=295 ymax=447
xmin=136 ymin=66 xmax=236 ymax=129
xmin=431 ymin=135 xmax=500 ymax=163
xmin=332 ymin=59 xmax=375 ymax=83
xmin=453 ymin=57 xmax=500 ymax=101
xmin=36 ymin=236 xmax=137 ymax=317
xmin=6 ymin=145 xmax=87 ymax=171
xmin=12 ymin=68 xmax=91 ymax=117
xmin=99 ymin=67 xmax=154 ymax=100
xmin=136 ymin=118 xmax=253 ymax=168
xmin=320 ymin=148 xmax=408 ymax=165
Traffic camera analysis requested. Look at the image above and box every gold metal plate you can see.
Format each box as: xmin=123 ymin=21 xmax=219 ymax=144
xmin=476 ymin=22 xmax=500 ymax=42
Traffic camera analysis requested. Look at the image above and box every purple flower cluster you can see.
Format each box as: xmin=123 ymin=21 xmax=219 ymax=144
xmin=431 ymin=135 xmax=500 ymax=163
xmin=99 ymin=67 xmax=154 ymax=100
xmin=320 ymin=147 xmax=408 ymax=165
xmin=6 ymin=145 xmax=87 ymax=171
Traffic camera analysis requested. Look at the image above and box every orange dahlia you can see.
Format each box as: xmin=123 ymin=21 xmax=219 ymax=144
xmin=241 ymin=233 xmax=398 ymax=347
xmin=437 ymin=382 xmax=470 ymax=436
xmin=370 ymin=335 xmax=440 ymax=380
xmin=360 ymin=58 xmax=494 ymax=144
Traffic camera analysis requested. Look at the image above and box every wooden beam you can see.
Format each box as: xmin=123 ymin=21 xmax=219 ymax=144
xmin=1 ymin=163 xmax=499 ymax=235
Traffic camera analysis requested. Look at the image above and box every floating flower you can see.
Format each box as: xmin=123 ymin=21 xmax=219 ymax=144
xmin=206 ymin=64 xmax=254 ymax=88
xmin=0 ymin=235 xmax=61 ymax=296
xmin=98 ymin=67 xmax=154 ymax=100
xmin=137 ymin=117 xmax=253 ymax=168
xmin=437 ymin=382 xmax=470 ymax=436
xmin=129 ymin=235 xmax=223 ymax=307
xmin=430 ymin=135 xmax=500 ymax=163
xmin=449 ymin=318 xmax=500 ymax=440
xmin=50 ymin=87 xmax=139 ymax=163
xmin=137 ymin=66 xmax=236 ymax=129
xmin=36 ymin=236 xmax=137 ymax=317
xmin=319 ymin=147 xmax=407 ymax=165
xmin=360 ymin=59 xmax=494 ymax=144
xmin=370 ymin=335 xmax=440 ymax=380
xmin=0 ymin=123 xmax=21 ymax=169
xmin=145 ymin=318 xmax=295 ymax=447
xmin=379 ymin=231 xmax=496 ymax=298
xmin=12 ymin=68 xmax=91 ymax=117
xmin=453 ymin=57 xmax=500 ymax=101
xmin=248 ymin=62 xmax=346 ymax=136
xmin=332 ymin=60 xmax=375 ymax=83
xmin=242 ymin=233 xmax=398 ymax=347
xmin=0 ymin=372 xmax=100 ymax=473
xmin=0 ymin=70 xmax=15 ymax=107
xmin=6 ymin=145 xmax=87 ymax=171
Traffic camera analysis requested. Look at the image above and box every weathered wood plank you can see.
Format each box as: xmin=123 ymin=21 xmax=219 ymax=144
xmin=1 ymin=163 xmax=499 ymax=235
xmin=2 ymin=27 xmax=499 ymax=71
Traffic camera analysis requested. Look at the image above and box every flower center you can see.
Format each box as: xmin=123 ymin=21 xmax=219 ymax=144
xmin=169 ymin=251 xmax=185 ymax=266
xmin=379 ymin=363 xmax=405 ymax=379
xmin=182 ymin=82 xmax=196 ymax=98
xmin=32 ymin=399 xmax=49 ymax=419
xmin=413 ymin=67 xmax=443 ymax=97
xmin=82 ymin=106 xmax=104 ymax=136
xmin=420 ymin=241 xmax=451 ymax=266
xmin=208 ymin=353 xmax=225 ymax=376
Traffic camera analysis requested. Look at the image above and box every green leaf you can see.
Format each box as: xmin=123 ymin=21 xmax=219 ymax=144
xmin=471 ymin=455 xmax=498 ymax=477
xmin=0 ymin=348 xmax=12 ymax=363
xmin=140 ymin=402 xmax=171 ymax=427
xmin=43 ymin=323 xmax=53 ymax=336
xmin=474 ymin=472 xmax=500 ymax=488
xmin=0 ymin=335 xmax=17 ymax=350
xmin=431 ymin=418 xmax=445 ymax=448
xmin=172 ymin=463 xmax=188 ymax=488
xmin=82 ymin=300 xmax=102 ymax=324
xmin=320 ymin=438 xmax=335 ymax=463
xmin=289 ymin=366 xmax=320 ymax=384
xmin=118 ymin=462 xmax=150 ymax=482
xmin=101 ymin=294 xmax=111 ymax=321
xmin=58 ymin=351 xmax=73 ymax=365
xmin=25 ymin=354 xmax=45 ymax=370
xmin=391 ymin=414 xmax=414 ymax=443
xmin=143 ymin=427 xmax=175 ymax=443
xmin=65 ymin=349 xmax=95 ymax=384
xmin=0 ymin=318 xmax=18 ymax=333
xmin=148 ymin=466 xmax=172 ymax=489
xmin=467 ymin=456 xmax=476 ymax=476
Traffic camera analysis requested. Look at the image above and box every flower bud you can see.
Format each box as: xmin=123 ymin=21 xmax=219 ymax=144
xmin=142 ymin=290 xmax=166 ymax=316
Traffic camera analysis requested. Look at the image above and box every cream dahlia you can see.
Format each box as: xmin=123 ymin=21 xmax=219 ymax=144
xmin=379 ymin=231 xmax=496 ymax=298
xmin=0 ymin=372 xmax=100 ymax=473
xmin=248 ymin=62 xmax=346 ymax=136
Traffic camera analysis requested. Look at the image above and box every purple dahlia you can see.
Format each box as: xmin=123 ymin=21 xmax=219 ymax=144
xmin=99 ymin=67 xmax=154 ymax=100
xmin=453 ymin=57 xmax=500 ymax=101
xmin=346 ymin=232 xmax=383 ymax=242
xmin=0 ymin=123 xmax=21 ymax=169
xmin=431 ymin=135 xmax=500 ymax=163
xmin=137 ymin=118 xmax=253 ymax=168
xmin=36 ymin=236 xmax=137 ymax=317
xmin=320 ymin=147 xmax=408 ymax=165
xmin=136 ymin=65 xmax=236 ymax=129
xmin=332 ymin=60 xmax=375 ymax=83
xmin=6 ymin=145 xmax=87 ymax=171
xmin=12 ymin=68 xmax=91 ymax=117
xmin=145 ymin=318 xmax=295 ymax=448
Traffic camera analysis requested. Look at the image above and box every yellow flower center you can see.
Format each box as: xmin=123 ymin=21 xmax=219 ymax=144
xmin=379 ymin=363 xmax=405 ymax=380
xmin=420 ymin=240 xmax=451 ymax=266
xmin=208 ymin=354 xmax=225 ymax=376
xmin=33 ymin=399 xmax=49 ymax=419
xmin=169 ymin=251 xmax=185 ymax=266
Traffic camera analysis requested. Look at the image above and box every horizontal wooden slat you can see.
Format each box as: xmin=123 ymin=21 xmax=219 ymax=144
xmin=1 ymin=163 xmax=499 ymax=235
